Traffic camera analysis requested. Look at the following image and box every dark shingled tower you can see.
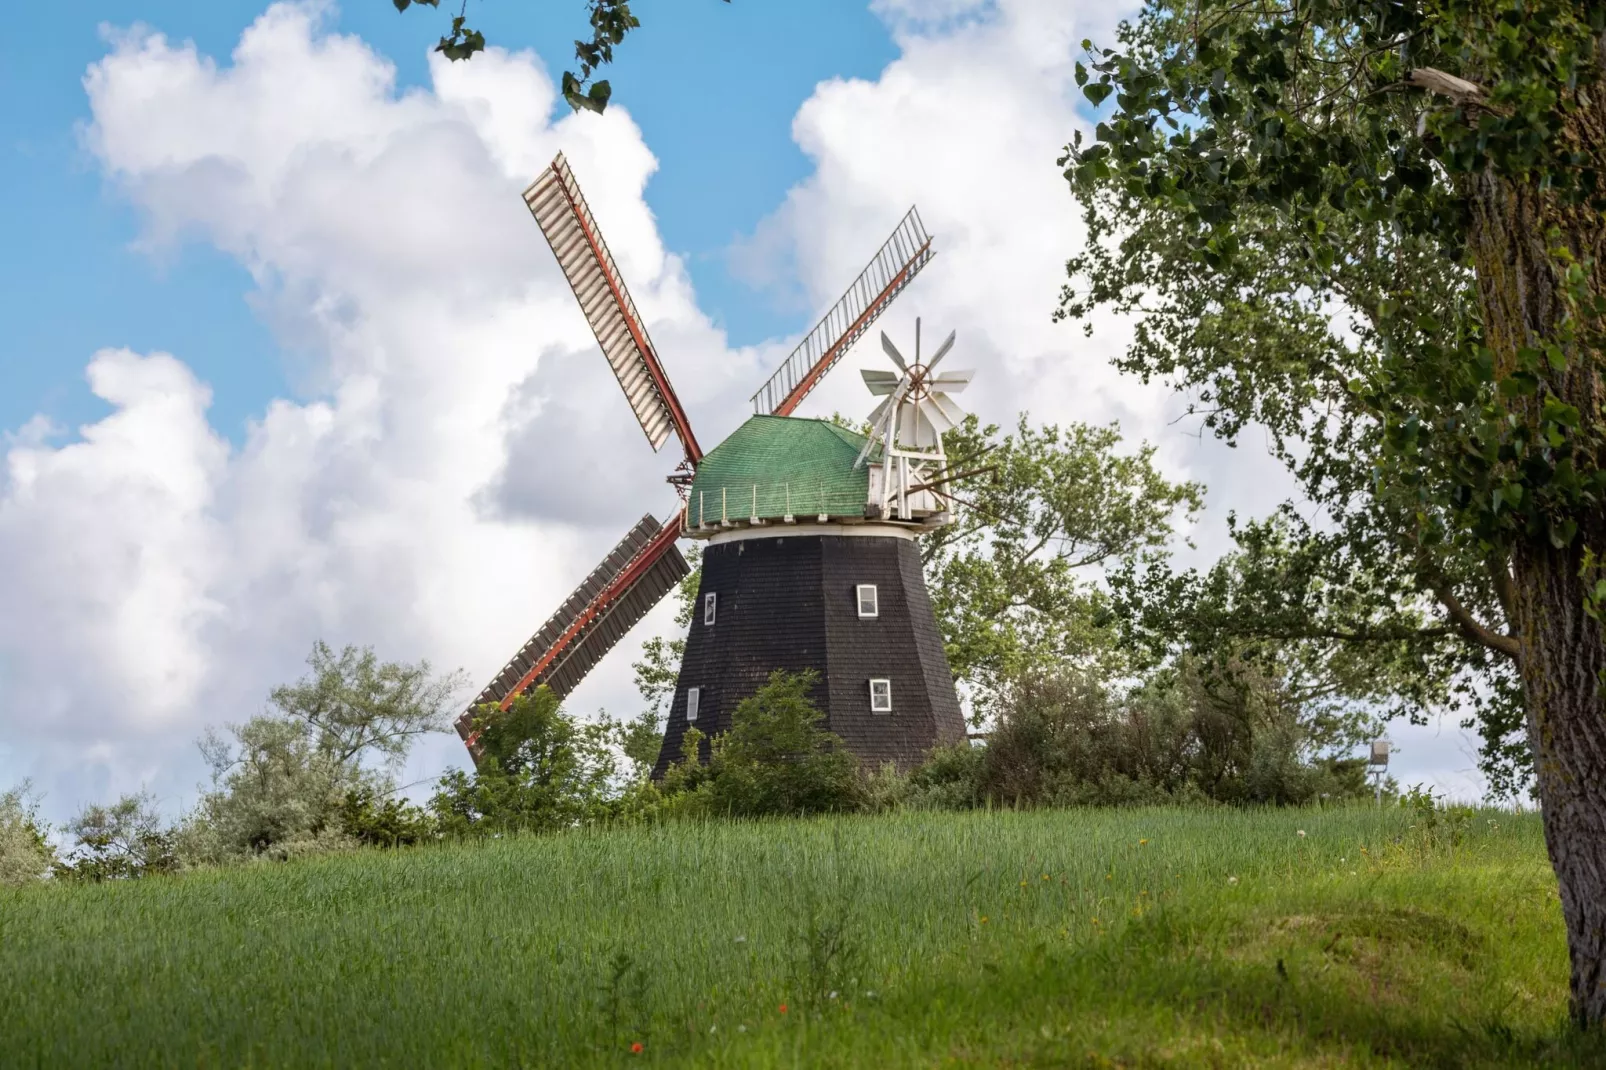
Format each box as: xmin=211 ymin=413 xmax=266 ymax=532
xmin=652 ymin=417 xmax=966 ymax=776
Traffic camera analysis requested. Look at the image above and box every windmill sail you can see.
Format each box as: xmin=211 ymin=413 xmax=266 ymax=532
xmin=751 ymin=207 xmax=935 ymax=418
xmin=524 ymin=154 xmax=702 ymax=462
xmin=456 ymin=514 xmax=690 ymax=757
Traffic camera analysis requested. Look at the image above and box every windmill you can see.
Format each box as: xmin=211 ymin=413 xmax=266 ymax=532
xmin=456 ymin=153 xmax=967 ymax=771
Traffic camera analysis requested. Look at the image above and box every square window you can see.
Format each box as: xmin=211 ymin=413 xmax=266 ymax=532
xmin=869 ymin=678 xmax=892 ymax=713
xmin=704 ymin=592 xmax=717 ymax=626
xmin=856 ymin=584 xmax=879 ymax=619
xmin=687 ymin=687 xmax=701 ymax=722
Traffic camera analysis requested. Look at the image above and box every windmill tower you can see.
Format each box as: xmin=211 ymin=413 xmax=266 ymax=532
xmin=455 ymin=154 xmax=967 ymax=772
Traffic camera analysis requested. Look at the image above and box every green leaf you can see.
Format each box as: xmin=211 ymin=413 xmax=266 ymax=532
xmin=1084 ymin=82 xmax=1113 ymax=107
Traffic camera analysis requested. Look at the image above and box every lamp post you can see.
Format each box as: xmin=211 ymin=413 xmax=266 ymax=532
xmin=1366 ymin=739 xmax=1391 ymax=808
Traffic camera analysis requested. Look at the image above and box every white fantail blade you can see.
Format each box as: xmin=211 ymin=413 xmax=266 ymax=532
xmin=925 ymin=329 xmax=958 ymax=373
xmin=857 ymin=380 xmax=908 ymax=468
xmin=881 ymin=331 xmax=910 ymax=371
xmin=929 ymin=391 xmax=968 ymax=427
xmin=865 ymin=393 xmax=895 ymax=432
xmin=861 ymin=369 xmax=901 ymax=395
xmin=915 ymin=396 xmax=958 ymax=435
xmin=928 ymin=369 xmax=974 ymax=391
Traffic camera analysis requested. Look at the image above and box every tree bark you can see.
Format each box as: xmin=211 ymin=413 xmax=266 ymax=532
xmin=1511 ymin=541 xmax=1606 ymax=1026
xmin=1465 ymin=76 xmax=1606 ymax=1022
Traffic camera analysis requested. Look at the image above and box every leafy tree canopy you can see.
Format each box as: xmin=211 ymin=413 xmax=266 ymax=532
xmin=1063 ymin=0 xmax=1606 ymax=1025
xmin=924 ymin=414 xmax=1202 ymax=705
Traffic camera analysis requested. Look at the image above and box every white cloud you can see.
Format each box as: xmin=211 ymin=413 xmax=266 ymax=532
xmin=0 ymin=0 xmax=1489 ymax=818
xmin=4 ymin=2 xmax=769 ymax=818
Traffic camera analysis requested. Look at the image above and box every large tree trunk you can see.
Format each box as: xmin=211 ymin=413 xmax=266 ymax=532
xmin=1510 ymin=541 xmax=1606 ymax=1026
xmin=1466 ymin=83 xmax=1606 ymax=1021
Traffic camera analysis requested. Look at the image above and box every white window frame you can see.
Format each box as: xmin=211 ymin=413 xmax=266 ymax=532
xmin=869 ymin=678 xmax=892 ymax=713
xmin=856 ymin=584 xmax=879 ymax=619
xmin=704 ymin=592 xmax=717 ymax=626
xmin=686 ymin=687 xmax=701 ymax=722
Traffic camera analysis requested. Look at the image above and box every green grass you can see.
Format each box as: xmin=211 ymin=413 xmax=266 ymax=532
xmin=1 ymin=806 xmax=1599 ymax=1068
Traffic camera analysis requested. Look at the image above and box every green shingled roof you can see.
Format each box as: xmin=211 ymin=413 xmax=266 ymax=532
xmin=689 ymin=415 xmax=880 ymax=527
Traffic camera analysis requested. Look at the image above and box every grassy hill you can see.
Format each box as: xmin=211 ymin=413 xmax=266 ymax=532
xmin=1 ymin=806 xmax=1598 ymax=1068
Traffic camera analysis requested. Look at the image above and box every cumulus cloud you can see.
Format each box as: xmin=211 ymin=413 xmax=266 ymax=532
xmin=4 ymin=2 xmax=772 ymax=817
xmin=0 ymin=0 xmax=1486 ymax=817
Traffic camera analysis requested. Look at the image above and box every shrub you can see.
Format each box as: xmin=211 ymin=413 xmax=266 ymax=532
xmin=431 ymin=687 xmax=618 ymax=835
xmin=701 ymin=671 xmax=866 ymax=818
xmin=0 ymin=784 xmax=55 ymax=886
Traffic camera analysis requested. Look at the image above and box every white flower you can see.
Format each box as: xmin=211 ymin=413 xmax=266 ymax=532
xmin=737 ymin=1025 xmax=747 ymax=1034
xmin=1227 ymin=876 xmax=1239 ymax=885
xmin=829 ymin=991 xmax=839 ymax=1000
xmin=1296 ymin=830 xmax=1306 ymax=838
xmin=710 ymin=1025 xmax=717 ymax=1034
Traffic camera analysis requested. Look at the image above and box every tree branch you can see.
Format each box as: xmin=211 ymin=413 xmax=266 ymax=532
xmin=1432 ymin=581 xmax=1522 ymax=659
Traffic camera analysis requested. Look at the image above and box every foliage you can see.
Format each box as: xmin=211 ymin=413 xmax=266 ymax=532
xmin=182 ymin=642 xmax=461 ymax=863
xmin=0 ymin=784 xmax=55 ymax=886
xmin=431 ymin=687 xmax=619 ymax=835
xmin=942 ymin=661 xmax=1375 ymax=810
xmin=338 ymin=787 xmax=437 ymax=849
xmin=268 ymin=640 xmax=465 ymax=771
xmin=699 ymin=670 xmax=866 ymax=818
xmin=923 ymin=414 xmax=1202 ymax=705
xmin=391 ymin=1 xmax=730 ymax=112
xmin=2 ymin=808 xmax=1587 ymax=1067
xmin=55 ymin=792 xmax=179 ymax=882
xmin=1060 ymin=1 xmax=1606 ymax=794
xmin=1063 ymin=4 xmax=1606 ymax=1019
xmin=1110 ymin=510 xmax=1521 ymax=789
xmin=623 ymin=544 xmax=702 ymax=777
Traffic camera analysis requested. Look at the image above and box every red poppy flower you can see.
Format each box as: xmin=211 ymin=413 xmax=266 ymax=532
xmin=778 ymin=1003 xmax=788 ymax=1014
xmin=630 ymin=1042 xmax=643 ymax=1053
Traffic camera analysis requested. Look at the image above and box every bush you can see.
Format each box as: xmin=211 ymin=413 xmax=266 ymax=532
xmin=431 ymin=687 xmax=618 ymax=836
xmin=339 ymin=788 xmax=437 ymax=848
xmin=0 ymin=785 xmax=55 ymax=886
xmin=919 ymin=661 xmax=1375 ymax=810
xmin=701 ymin=671 xmax=866 ymax=818
xmin=179 ymin=642 xmax=463 ymax=864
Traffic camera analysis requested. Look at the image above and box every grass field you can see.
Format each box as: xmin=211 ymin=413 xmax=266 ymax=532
xmin=1 ymin=806 xmax=1599 ymax=1068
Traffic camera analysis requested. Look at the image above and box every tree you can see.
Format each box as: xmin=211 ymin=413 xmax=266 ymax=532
xmin=431 ymin=687 xmax=619 ymax=835
xmin=183 ymin=642 xmax=464 ymax=862
xmin=0 ymin=784 xmax=55 ymax=886
xmin=923 ymin=415 xmax=1202 ymax=706
xmin=57 ymin=792 xmax=179 ymax=882
xmin=268 ymin=640 xmax=466 ymax=771
xmin=391 ymin=1 xmax=729 ymax=113
xmin=1064 ymin=0 xmax=1606 ymax=1023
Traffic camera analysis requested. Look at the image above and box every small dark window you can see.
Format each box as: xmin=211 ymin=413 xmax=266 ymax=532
xmin=869 ymin=678 xmax=892 ymax=713
xmin=856 ymin=584 xmax=878 ymax=619
xmin=704 ymin=592 xmax=717 ymax=626
xmin=687 ymin=687 xmax=701 ymax=722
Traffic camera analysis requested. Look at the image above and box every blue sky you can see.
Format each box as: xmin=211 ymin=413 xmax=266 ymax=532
xmin=0 ymin=1 xmax=897 ymax=443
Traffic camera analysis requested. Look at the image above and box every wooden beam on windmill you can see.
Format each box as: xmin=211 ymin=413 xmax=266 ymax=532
xmin=750 ymin=207 xmax=936 ymax=418
xmin=523 ymin=153 xmax=703 ymax=465
xmin=455 ymin=513 xmax=690 ymax=758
